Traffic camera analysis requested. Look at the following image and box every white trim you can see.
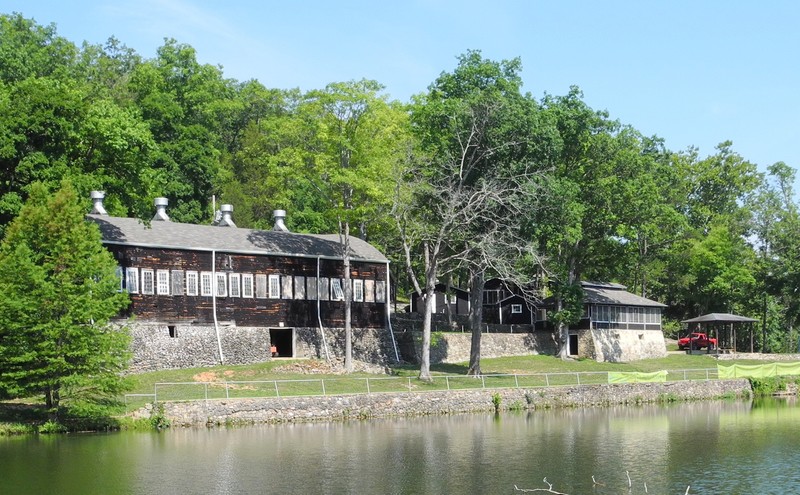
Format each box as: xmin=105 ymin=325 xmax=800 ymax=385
xmin=215 ymin=272 xmax=228 ymax=297
xmin=186 ymin=271 xmax=198 ymax=296
xmin=229 ymin=273 xmax=241 ymax=297
xmin=200 ymin=271 xmax=213 ymax=296
xmin=353 ymin=279 xmax=364 ymax=302
xmin=242 ymin=273 xmax=254 ymax=298
xmin=156 ymin=269 xmax=170 ymax=295
xmin=141 ymin=269 xmax=154 ymax=295
xmin=125 ymin=267 xmax=139 ymax=294
xmin=268 ymin=274 xmax=280 ymax=299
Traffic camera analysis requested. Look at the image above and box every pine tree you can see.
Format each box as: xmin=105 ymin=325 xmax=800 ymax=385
xmin=0 ymin=181 xmax=131 ymax=420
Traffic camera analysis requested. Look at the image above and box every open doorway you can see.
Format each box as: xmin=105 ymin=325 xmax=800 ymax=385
xmin=569 ymin=333 xmax=579 ymax=356
xmin=269 ymin=328 xmax=294 ymax=358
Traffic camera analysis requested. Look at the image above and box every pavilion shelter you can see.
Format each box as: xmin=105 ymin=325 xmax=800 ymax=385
xmin=681 ymin=313 xmax=759 ymax=353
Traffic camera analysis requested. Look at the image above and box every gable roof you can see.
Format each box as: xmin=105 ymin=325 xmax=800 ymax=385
xmin=87 ymin=215 xmax=388 ymax=263
xmin=581 ymin=281 xmax=666 ymax=308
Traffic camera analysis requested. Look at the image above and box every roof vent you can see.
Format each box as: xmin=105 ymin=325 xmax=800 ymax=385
xmin=90 ymin=190 xmax=108 ymax=215
xmin=272 ymin=209 xmax=290 ymax=232
xmin=214 ymin=204 xmax=236 ymax=227
xmin=153 ymin=197 xmax=170 ymax=222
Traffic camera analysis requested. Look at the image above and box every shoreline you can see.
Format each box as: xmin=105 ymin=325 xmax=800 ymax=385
xmin=152 ymin=379 xmax=753 ymax=427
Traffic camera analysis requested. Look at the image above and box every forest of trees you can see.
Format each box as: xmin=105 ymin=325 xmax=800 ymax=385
xmin=3 ymin=12 xmax=800 ymax=360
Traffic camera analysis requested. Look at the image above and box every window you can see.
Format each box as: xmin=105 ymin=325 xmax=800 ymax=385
xmin=200 ymin=272 xmax=213 ymax=296
xmin=229 ymin=273 xmax=241 ymax=297
xmin=171 ymin=270 xmax=184 ymax=296
xmin=375 ymin=281 xmax=386 ymax=303
xmin=242 ymin=273 xmax=254 ymax=298
xmin=268 ymin=274 xmax=281 ymax=299
xmin=215 ymin=273 xmax=228 ymax=297
xmin=319 ymin=278 xmax=330 ymax=301
xmin=306 ymin=277 xmax=318 ymax=300
xmin=141 ymin=269 xmax=154 ymax=295
xmin=186 ymin=271 xmax=198 ymax=296
xmin=115 ymin=266 xmax=124 ymax=292
xmin=511 ymin=304 xmax=523 ymax=314
xmin=353 ymin=279 xmax=364 ymax=302
xmin=364 ymin=280 xmax=375 ymax=302
xmin=156 ymin=270 xmax=170 ymax=295
xmin=125 ymin=267 xmax=139 ymax=294
xmin=256 ymin=274 xmax=267 ymax=298
xmin=281 ymin=275 xmax=293 ymax=299
xmin=294 ymin=276 xmax=305 ymax=299
xmin=331 ymin=278 xmax=344 ymax=301
xmin=168 ymin=325 xmax=177 ymax=338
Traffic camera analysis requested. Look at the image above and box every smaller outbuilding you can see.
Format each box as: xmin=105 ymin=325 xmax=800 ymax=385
xmin=682 ymin=312 xmax=759 ymax=353
xmin=542 ymin=282 xmax=668 ymax=362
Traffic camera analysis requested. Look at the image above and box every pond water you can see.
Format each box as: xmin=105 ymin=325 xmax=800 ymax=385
xmin=1 ymin=398 xmax=799 ymax=494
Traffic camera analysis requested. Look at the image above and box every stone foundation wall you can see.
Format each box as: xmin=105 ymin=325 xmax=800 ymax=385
xmin=158 ymin=379 xmax=752 ymax=426
xmin=394 ymin=330 xmax=556 ymax=364
xmin=586 ymin=328 xmax=667 ymax=362
xmin=127 ymin=323 xmax=397 ymax=373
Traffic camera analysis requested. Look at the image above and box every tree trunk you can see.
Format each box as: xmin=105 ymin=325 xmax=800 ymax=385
xmin=419 ymin=282 xmax=435 ymax=381
xmin=467 ymin=268 xmax=485 ymax=375
xmin=342 ymin=221 xmax=353 ymax=373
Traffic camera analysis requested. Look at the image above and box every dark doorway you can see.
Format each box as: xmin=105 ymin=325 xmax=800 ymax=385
xmin=569 ymin=334 xmax=579 ymax=356
xmin=269 ymin=328 xmax=294 ymax=358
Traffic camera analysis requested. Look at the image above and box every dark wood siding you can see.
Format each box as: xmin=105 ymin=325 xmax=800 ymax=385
xmin=108 ymin=246 xmax=387 ymax=328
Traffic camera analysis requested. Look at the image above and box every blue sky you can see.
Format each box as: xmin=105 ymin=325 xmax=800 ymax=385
xmin=6 ymin=0 xmax=800 ymax=175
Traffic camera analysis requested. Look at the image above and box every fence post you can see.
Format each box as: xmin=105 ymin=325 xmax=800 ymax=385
xmin=576 ymin=372 xmax=580 ymax=386
xmin=481 ymin=375 xmax=486 ymax=389
xmin=366 ymin=378 xmax=371 ymax=394
xmin=408 ymin=377 xmax=411 ymax=391
xmin=445 ymin=376 xmax=450 ymax=390
xmin=204 ymin=383 xmax=209 ymax=401
xmin=321 ymin=379 xmax=326 ymax=396
xmin=514 ymin=374 xmax=519 ymax=388
xmin=225 ymin=382 xmax=230 ymax=399
xmin=274 ymin=381 xmax=280 ymax=398
xmin=545 ymin=374 xmax=550 ymax=387
xmin=154 ymin=384 xmax=158 ymax=405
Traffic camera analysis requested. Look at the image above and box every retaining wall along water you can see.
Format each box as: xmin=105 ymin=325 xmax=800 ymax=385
xmin=156 ymin=379 xmax=752 ymax=427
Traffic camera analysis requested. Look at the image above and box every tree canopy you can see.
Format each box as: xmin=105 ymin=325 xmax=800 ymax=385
xmin=0 ymin=181 xmax=131 ymax=419
xmin=2 ymin=12 xmax=799 ymax=373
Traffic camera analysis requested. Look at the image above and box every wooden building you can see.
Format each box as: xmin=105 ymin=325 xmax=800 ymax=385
xmin=408 ymin=283 xmax=470 ymax=316
xmin=552 ymin=281 xmax=668 ymax=362
xmin=86 ymin=193 xmax=394 ymax=370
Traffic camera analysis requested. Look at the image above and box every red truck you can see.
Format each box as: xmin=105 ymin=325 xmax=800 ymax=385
xmin=678 ymin=332 xmax=717 ymax=350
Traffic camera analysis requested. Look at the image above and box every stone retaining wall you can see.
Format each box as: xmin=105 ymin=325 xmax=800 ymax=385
xmin=128 ymin=323 xmax=396 ymax=373
xmin=157 ymin=379 xmax=751 ymax=427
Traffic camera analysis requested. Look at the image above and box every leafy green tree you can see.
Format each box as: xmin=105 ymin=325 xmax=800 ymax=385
xmin=300 ymin=80 xmax=408 ymax=371
xmin=399 ymin=51 xmax=545 ymax=378
xmin=0 ymin=182 xmax=131 ymax=420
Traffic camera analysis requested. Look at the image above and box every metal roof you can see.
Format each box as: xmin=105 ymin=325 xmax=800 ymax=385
xmin=682 ymin=313 xmax=758 ymax=324
xmin=581 ymin=283 xmax=667 ymax=308
xmin=87 ymin=214 xmax=389 ymax=263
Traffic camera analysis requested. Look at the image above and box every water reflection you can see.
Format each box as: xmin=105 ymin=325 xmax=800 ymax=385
xmin=2 ymin=399 xmax=799 ymax=494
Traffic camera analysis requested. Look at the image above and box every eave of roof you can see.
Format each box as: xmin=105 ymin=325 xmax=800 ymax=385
xmin=87 ymin=215 xmax=389 ymax=263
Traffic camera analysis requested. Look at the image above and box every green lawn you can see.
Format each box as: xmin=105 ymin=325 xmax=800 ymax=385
xmin=121 ymin=352 xmax=775 ymax=409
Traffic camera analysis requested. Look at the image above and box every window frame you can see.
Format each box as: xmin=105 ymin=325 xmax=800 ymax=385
xmin=125 ymin=267 xmax=139 ymax=294
xmin=511 ymin=303 xmax=523 ymax=314
xmin=353 ymin=279 xmax=364 ymax=302
xmin=141 ymin=269 xmax=154 ymax=295
xmin=268 ymin=274 xmax=281 ymax=299
xmin=229 ymin=273 xmax=241 ymax=298
xmin=200 ymin=272 xmax=213 ymax=297
xmin=242 ymin=273 xmax=254 ymax=298
xmin=156 ymin=269 xmax=170 ymax=295
xmin=215 ymin=272 xmax=228 ymax=297
xmin=186 ymin=271 xmax=199 ymax=296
